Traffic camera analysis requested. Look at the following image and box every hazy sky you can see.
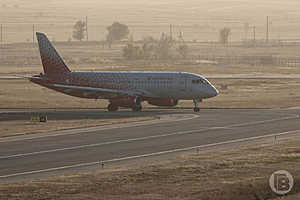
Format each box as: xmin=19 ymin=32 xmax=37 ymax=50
xmin=1 ymin=0 xmax=300 ymax=42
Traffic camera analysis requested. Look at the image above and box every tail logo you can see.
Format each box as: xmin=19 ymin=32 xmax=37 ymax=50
xmin=36 ymin=32 xmax=71 ymax=75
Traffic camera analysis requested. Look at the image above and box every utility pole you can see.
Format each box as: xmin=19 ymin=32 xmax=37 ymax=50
xmin=178 ymin=30 xmax=184 ymax=42
xmin=253 ymin=26 xmax=256 ymax=42
xmin=0 ymin=24 xmax=2 ymax=48
xmin=266 ymin=16 xmax=269 ymax=43
xmin=169 ymin=24 xmax=173 ymax=41
xmin=86 ymin=16 xmax=89 ymax=41
xmin=32 ymin=24 xmax=35 ymax=45
xmin=252 ymin=26 xmax=256 ymax=48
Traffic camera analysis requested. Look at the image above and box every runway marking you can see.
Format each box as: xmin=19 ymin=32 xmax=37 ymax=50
xmin=1 ymin=129 xmax=300 ymax=179
xmin=0 ymin=127 xmax=222 ymax=159
xmin=0 ymin=114 xmax=298 ymax=160
xmin=0 ymin=114 xmax=199 ymax=143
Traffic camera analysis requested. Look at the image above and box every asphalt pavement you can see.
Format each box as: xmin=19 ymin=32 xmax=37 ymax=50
xmin=0 ymin=108 xmax=300 ymax=183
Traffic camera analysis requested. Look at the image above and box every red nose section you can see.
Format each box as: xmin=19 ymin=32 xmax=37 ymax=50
xmin=36 ymin=32 xmax=71 ymax=75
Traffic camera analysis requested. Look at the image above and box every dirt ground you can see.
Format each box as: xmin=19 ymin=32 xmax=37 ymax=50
xmin=1 ymin=136 xmax=299 ymax=200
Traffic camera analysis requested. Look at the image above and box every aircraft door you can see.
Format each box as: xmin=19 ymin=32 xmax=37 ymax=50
xmin=177 ymin=73 xmax=189 ymax=98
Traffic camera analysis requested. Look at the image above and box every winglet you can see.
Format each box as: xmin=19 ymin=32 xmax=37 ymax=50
xmin=36 ymin=32 xmax=71 ymax=75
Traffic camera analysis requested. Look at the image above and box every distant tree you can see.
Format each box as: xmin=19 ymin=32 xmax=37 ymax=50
xmin=107 ymin=22 xmax=130 ymax=48
xmin=143 ymin=36 xmax=156 ymax=44
xmin=219 ymin=27 xmax=231 ymax=44
xmin=123 ymin=44 xmax=142 ymax=60
xmin=141 ymin=43 xmax=155 ymax=59
xmin=72 ymin=20 xmax=86 ymax=41
xmin=177 ymin=44 xmax=189 ymax=59
xmin=122 ymin=34 xmax=189 ymax=60
xmin=141 ymin=36 xmax=156 ymax=59
xmin=155 ymin=33 xmax=174 ymax=59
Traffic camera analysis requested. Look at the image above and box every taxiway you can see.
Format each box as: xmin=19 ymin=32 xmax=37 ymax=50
xmin=0 ymin=108 xmax=300 ymax=183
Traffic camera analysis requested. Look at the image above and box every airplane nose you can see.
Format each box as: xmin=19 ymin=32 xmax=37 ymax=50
xmin=214 ymin=88 xmax=219 ymax=96
xmin=209 ymin=86 xmax=219 ymax=97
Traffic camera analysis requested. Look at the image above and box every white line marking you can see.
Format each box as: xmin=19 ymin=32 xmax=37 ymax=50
xmin=1 ymin=129 xmax=300 ymax=179
xmin=0 ymin=114 xmax=298 ymax=159
xmin=0 ymin=127 xmax=219 ymax=159
xmin=0 ymin=114 xmax=199 ymax=143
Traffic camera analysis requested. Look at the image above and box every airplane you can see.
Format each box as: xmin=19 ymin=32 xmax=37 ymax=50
xmin=28 ymin=32 xmax=219 ymax=112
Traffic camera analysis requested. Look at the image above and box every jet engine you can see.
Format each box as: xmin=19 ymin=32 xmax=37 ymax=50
xmin=109 ymin=96 xmax=141 ymax=108
xmin=147 ymin=98 xmax=178 ymax=107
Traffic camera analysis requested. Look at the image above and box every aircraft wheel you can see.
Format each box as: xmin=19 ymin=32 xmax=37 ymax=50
xmin=132 ymin=105 xmax=142 ymax=112
xmin=193 ymin=107 xmax=200 ymax=112
xmin=108 ymin=104 xmax=119 ymax=112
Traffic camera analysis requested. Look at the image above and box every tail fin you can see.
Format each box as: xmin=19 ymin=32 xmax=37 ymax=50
xmin=36 ymin=32 xmax=71 ymax=75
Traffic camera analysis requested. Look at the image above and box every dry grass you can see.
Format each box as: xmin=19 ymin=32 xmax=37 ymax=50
xmin=1 ymin=137 xmax=299 ymax=200
xmin=1 ymin=42 xmax=300 ymax=110
xmin=1 ymin=78 xmax=300 ymax=110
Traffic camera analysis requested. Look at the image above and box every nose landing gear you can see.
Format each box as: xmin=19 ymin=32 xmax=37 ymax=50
xmin=194 ymin=107 xmax=200 ymax=112
xmin=132 ymin=105 xmax=142 ymax=112
xmin=193 ymin=99 xmax=200 ymax=112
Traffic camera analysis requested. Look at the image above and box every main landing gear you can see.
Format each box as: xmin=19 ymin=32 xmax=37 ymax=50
xmin=107 ymin=103 xmax=119 ymax=112
xmin=132 ymin=105 xmax=142 ymax=112
xmin=132 ymin=96 xmax=142 ymax=112
xmin=107 ymin=96 xmax=142 ymax=112
xmin=193 ymin=99 xmax=200 ymax=112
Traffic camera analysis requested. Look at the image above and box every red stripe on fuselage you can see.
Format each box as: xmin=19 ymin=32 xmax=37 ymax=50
xmin=30 ymin=73 xmax=135 ymax=99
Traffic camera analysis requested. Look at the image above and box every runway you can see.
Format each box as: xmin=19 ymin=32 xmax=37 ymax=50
xmin=1 ymin=108 xmax=300 ymax=183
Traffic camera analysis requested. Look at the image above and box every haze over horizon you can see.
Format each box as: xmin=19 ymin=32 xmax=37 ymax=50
xmin=1 ymin=0 xmax=300 ymax=42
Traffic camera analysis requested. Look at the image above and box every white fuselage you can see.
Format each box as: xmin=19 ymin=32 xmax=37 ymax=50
xmin=66 ymin=71 xmax=219 ymax=100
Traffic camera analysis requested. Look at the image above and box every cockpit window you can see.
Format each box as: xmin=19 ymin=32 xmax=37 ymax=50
xmin=192 ymin=79 xmax=208 ymax=84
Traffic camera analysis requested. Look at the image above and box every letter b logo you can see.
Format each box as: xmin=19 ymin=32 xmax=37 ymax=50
xmin=269 ymin=170 xmax=294 ymax=195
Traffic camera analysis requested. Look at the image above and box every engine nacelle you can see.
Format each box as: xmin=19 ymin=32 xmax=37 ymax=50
xmin=147 ymin=98 xmax=178 ymax=107
xmin=109 ymin=96 xmax=141 ymax=108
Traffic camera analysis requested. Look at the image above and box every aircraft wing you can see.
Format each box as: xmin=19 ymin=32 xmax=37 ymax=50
xmin=52 ymin=84 xmax=155 ymax=98
xmin=0 ymin=75 xmax=33 ymax=80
